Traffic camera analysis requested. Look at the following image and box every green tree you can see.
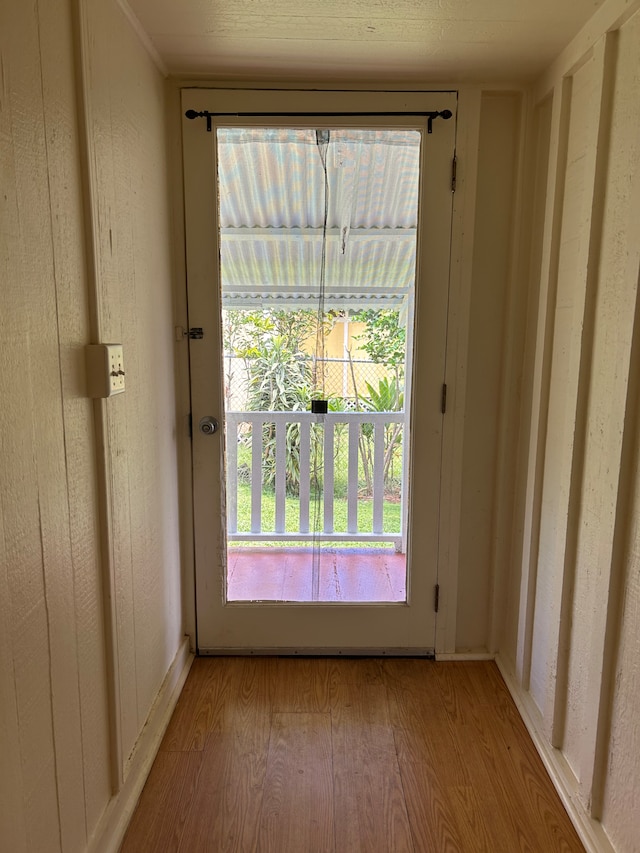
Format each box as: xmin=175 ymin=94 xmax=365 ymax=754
xmin=224 ymin=309 xmax=326 ymax=496
xmin=352 ymin=309 xmax=405 ymax=373
xmin=349 ymin=310 xmax=406 ymax=496
xmin=361 ymin=377 xmax=404 ymax=490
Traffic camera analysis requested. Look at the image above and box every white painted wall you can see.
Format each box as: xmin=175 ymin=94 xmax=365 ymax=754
xmin=1 ymin=4 xmax=107 ymax=849
xmin=455 ymin=91 xmax=523 ymax=652
xmin=0 ymin=1 xmax=185 ymax=851
xmin=2 ymin=0 xmax=638 ymax=848
xmin=499 ymin=1 xmax=640 ymax=850
xmin=81 ymin=0 xmax=183 ymax=771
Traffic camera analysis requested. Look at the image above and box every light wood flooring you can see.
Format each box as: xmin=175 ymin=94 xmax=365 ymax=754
xmin=120 ymin=658 xmax=585 ymax=853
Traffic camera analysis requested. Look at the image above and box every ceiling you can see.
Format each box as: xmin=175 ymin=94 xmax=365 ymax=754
xmin=126 ymin=0 xmax=605 ymax=82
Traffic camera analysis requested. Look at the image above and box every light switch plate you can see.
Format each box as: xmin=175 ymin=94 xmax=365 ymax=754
xmin=86 ymin=344 xmax=125 ymax=398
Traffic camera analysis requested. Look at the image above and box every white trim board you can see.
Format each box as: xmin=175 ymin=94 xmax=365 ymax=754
xmin=435 ymin=87 xmax=481 ymax=656
xmin=436 ymin=651 xmax=496 ymax=661
xmin=496 ymin=655 xmax=616 ymax=853
xmin=88 ymin=639 xmax=194 ymax=853
xmin=115 ymin=0 xmax=168 ymax=77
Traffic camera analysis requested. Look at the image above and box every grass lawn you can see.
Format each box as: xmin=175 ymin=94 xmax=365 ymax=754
xmin=233 ymin=481 xmax=401 ymax=541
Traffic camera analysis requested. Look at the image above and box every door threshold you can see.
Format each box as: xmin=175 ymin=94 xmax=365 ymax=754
xmin=197 ymin=647 xmax=435 ymax=658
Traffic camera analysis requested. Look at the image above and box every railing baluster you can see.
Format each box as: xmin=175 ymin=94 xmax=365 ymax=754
xmin=348 ymin=420 xmax=359 ymax=534
xmin=251 ymin=418 xmax=262 ymax=534
xmin=373 ymin=421 xmax=385 ymax=535
xmin=227 ymin=410 xmax=404 ymax=545
xmin=227 ymin=415 xmax=238 ymax=534
xmin=275 ymin=419 xmax=286 ymax=534
xmin=323 ymin=419 xmax=334 ymax=534
xmin=299 ymin=418 xmax=311 ymax=534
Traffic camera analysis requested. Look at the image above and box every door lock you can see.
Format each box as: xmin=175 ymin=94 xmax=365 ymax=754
xmin=199 ymin=416 xmax=219 ymax=435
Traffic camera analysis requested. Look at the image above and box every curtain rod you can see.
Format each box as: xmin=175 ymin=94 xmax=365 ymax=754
xmin=184 ymin=109 xmax=453 ymax=134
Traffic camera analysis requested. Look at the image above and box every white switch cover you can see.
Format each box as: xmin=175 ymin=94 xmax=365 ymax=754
xmin=86 ymin=344 xmax=125 ymax=398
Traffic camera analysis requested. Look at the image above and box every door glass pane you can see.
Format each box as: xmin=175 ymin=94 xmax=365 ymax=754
xmin=216 ymin=127 xmax=420 ymax=604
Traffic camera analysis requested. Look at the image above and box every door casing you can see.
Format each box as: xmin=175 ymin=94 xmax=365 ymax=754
xmin=181 ymin=88 xmax=457 ymax=653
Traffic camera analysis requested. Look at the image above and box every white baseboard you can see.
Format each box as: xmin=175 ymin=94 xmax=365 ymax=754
xmin=89 ymin=637 xmax=194 ymax=853
xmin=436 ymin=651 xmax=496 ymax=661
xmin=495 ymin=655 xmax=615 ymax=853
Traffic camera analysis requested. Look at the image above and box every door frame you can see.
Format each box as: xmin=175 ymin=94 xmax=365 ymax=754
xmin=180 ymin=88 xmax=460 ymax=654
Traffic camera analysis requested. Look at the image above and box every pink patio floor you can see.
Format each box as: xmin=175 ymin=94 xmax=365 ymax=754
xmin=227 ymin=547 xmax=407 ymax=602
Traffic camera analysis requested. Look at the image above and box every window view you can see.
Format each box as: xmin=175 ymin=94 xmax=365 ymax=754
xmin=216 ymin=127 xmax=421 ymax=603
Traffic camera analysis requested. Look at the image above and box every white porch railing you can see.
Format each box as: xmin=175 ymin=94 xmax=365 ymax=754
xmin=225 ymin=411 xmax=404 ymax=545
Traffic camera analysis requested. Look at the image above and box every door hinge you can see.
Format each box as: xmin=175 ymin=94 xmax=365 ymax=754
xmin=188 ymin=412 xmax=193 ymax=438
xmin=451 ymin=153 xmax=457 ymax=193
xmin=441 ymin=383 xmax=447 ymax=414
xmin=434 ymin=583 xmax=440 ymax=613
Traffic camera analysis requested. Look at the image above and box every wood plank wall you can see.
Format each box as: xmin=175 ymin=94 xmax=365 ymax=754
xmin=0 ymin=3 xmax=105 ymax=849
xmin=500 ymin=2 xmax=640 ymax=851
xmin=3 ymin=0 xmax=639 ymax=850
xmin=0 ymin=1 xmax=183 ymax=851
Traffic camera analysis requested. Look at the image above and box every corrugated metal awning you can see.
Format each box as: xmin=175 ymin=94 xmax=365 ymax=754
xmin=217 ymin=127 xmax=420 ymax=309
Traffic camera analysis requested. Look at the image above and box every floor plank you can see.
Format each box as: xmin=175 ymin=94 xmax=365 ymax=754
xmin=120 ymin=659 xmax=585 ymax=853
xmin=119 ymin=752 xmax=202 ymax=853
xmin=176 ymin=729 xmax=269 ymax=853
xmin=444 ymin=720 xmax=537 ymax=852
xmin=175 ymin=661 xmax=273 ymax=852
xmin=398 ymin=757 xmax=465 ymax=852
xmin=270 ymin=656 xmax=338 ymax=713
xmin=161 ymin=657 xmax=239 ymax=751
xmin=258 ymin=712 xmax=334 ymax=853
xmin=332 ymin=682 xmax=414 ymax=853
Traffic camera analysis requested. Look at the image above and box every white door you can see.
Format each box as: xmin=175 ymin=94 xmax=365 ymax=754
xmin=182 ymin=89 xmax=456 ymax=653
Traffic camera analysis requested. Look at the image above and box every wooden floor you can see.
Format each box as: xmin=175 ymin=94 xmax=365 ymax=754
xmin=227 ymin=547 xmax=406 ymax=602
xmin=120 ymin=658 xmax=585 ymax=853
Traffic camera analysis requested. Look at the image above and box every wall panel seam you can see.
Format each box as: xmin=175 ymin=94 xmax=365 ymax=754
xmin=36 ymin=494 xmax=65 ymax=853
xmin=71 ymin=0 xmax=123 ymax=794
xmin=36 ymin=0 xmax=94 ymax=839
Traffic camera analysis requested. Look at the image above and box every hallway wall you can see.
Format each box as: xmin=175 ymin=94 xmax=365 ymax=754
xmin=0 ymin=1 xmax=184 ymax=851
xmin=500 ymin=1 xmax=640 ymax=850
xmin=2 ymin=0 xmax=639 ymax=850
